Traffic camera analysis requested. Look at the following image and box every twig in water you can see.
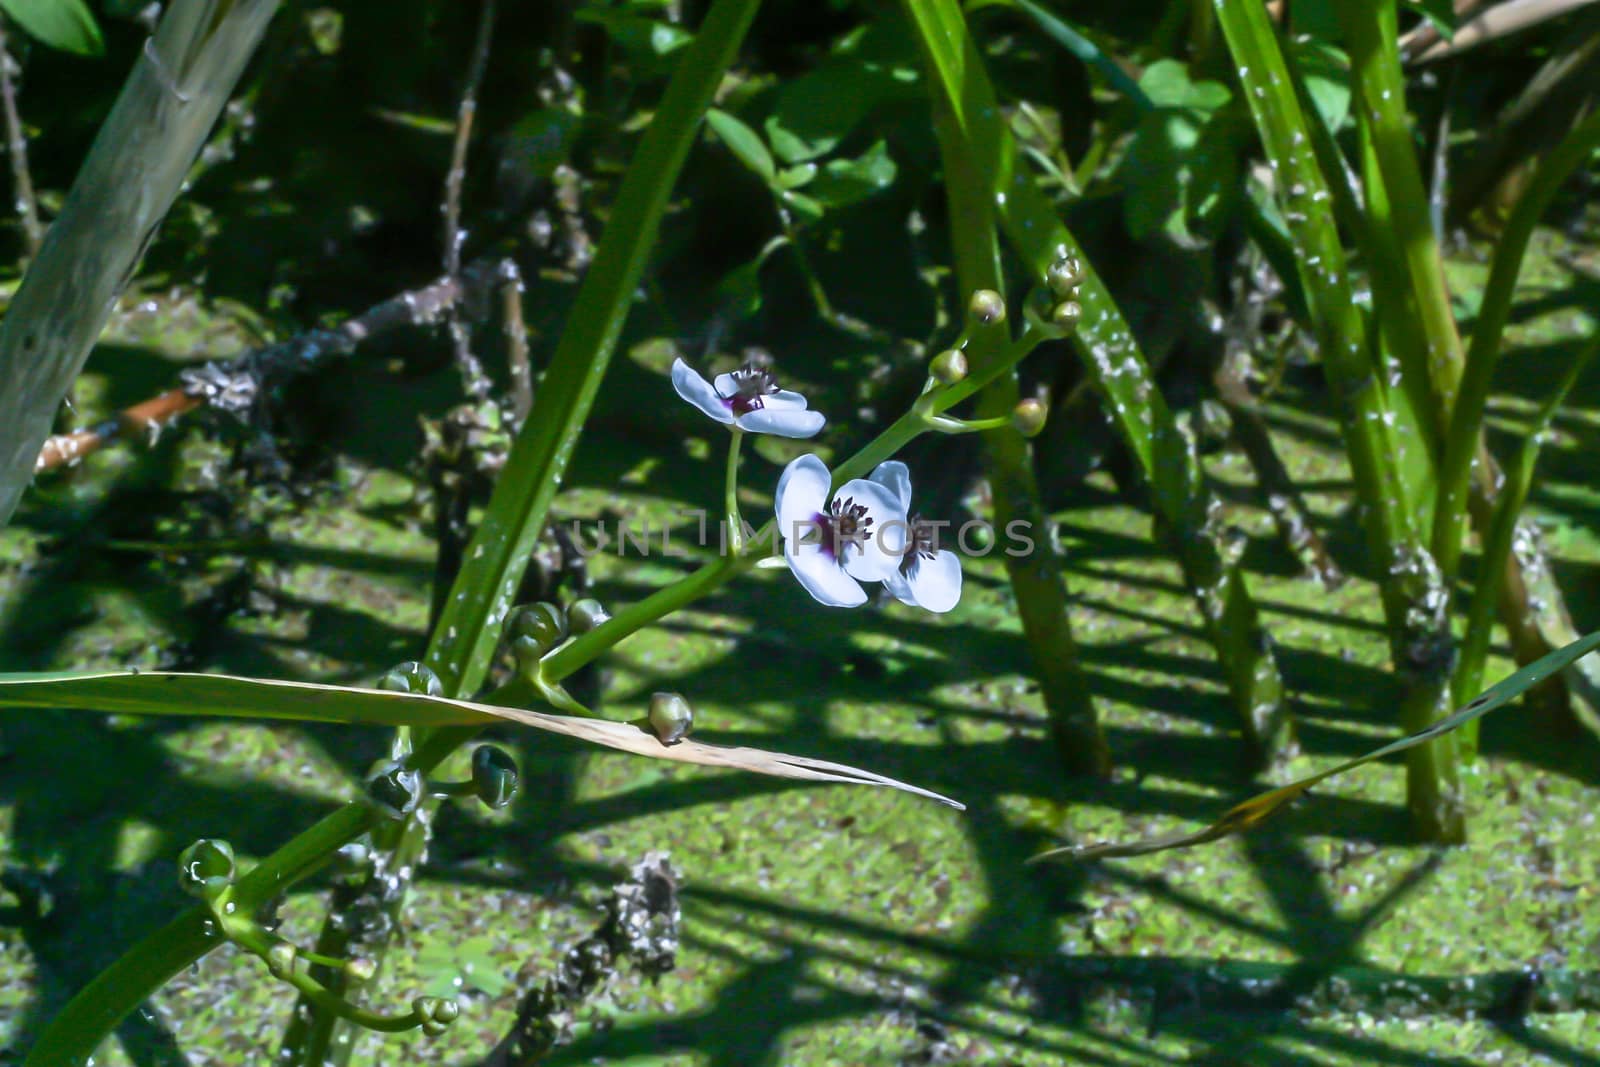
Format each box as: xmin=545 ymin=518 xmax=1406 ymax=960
xmin=33 ymin=260 xmax=508 ymax=476
xmin=442 ymin=0 xmax=499 ymax=401
xmin=500 ymin=259 xmax=533 ymax=423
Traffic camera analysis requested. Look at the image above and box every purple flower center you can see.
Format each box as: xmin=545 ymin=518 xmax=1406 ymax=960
xmin=812 ymin=496 xmax=873 ymax=561
xmin=900 ymin=515 xmax=939 ymax=577
xmin=719 ymin=364 xmax=780 ymax=417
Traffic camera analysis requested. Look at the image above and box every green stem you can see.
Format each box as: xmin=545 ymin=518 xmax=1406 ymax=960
xmin=725 ymin=428 xmax=745 ymax=553
xmin=1431 ymin=108 xmax=1600 ymax=582
xmin=543 ymin=402 xmax=945 ymax=684
xmin=950 ymin=0 xmax=1292 ymax=769
xmin=900 ymin=0 xmax=1109 ymax=775
xmin=1338 ymin=1 xmax=1465 ymax=417
xmin=24 ymin=802 xmax=373 ymax=1067
xmin=1214 ymin=0 xmax=1461 ymax=838
xmin=1455 ymin=329 xmax=1600 ymax=754
xmin=927 ymin=413 xmax=1012 ymax=433
xmin=279 ymin=0 xmax=769 ymax=1061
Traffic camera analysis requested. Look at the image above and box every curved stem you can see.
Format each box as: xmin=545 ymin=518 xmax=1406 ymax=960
xmin=724 ymin=427 xmax=744 ymax=552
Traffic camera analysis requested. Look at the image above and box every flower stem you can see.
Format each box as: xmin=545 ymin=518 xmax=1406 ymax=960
xmin=899 ymin=0 xmax=1118 ymax=775
xmin=544 ymin=405 xmax=946 ymax=685
xmin=724 ymin=427 xmax=745 ymax=553
xmin=926 ymin=413 xmax=1011 ymax=434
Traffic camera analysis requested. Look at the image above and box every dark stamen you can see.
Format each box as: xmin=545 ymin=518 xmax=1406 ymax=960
xmin=900 ymin=515 xmax=939 ymax=576
xmin=810 ymin=496 xmax=874 ymax=561
xmin=718 ymin=363 xmax=781 ymax=417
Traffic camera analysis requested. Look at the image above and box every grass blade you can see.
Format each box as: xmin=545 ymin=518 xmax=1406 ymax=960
xmin=1455 ymin=326 xmax=1600 ymax=749
xmin=1033 ymin=629 xmax=1600 ymax=862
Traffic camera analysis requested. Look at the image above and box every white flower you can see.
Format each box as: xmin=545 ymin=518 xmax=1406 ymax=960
xmin=775 ymin=454 xmax=908 ymax=607
xmin=671 ymin=358 xmax=825 ymax=438
xmin=869 ymin=461 xmax=962 ymax=614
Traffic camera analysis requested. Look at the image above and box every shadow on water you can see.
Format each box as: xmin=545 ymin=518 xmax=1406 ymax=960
xmin=6 ymin=320 xmax=1600 ymax=1064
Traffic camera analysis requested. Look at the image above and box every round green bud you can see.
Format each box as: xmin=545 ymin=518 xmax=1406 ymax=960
xmin=365 ymin=760 xmax=422 ymax=821
xmin=177 ymin=838 xmax=236 ymax=899
xmin=376 ymin=661 xmax=443 ymax=697
xmin=567 ymin=598 xmax=610 ymax=635
xmin=267 ymin=941 xmax=297 ymax=979
xmin=1046 ymin=255 xmax=1084 ymax=297
xmin=414 ymin=996 xmax=460 ymax=1037
xmin=648 ymin=692 xmax=694 ymax=745
xmin=1011 ymin=398 xmax=1048 ymax=438
xmin=508 ymin=602 xmax=566 ymax=653
xmin=929 ymin=349 xmax=968 ymax=385
xmin=470 ymin=745 xmax=520 ymax=810
xmin=345 ymin=956 xmax=377 ymax=984
xmin=967 ymin=289 xmax=1006 ymax=326
xmin=1051 ymin=300 xmax=1082 ymax=332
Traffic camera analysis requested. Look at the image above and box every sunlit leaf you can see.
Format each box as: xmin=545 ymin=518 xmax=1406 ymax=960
xmin=775 ymin=162 xmax=817 ymax=190
xmin=1139 ymin=59 xmax=1231 ymax=112
xmin=1292 ymin=38 xmax=1353 ymax=133
xmin=1120 ymin=63 xmax=1239 ymax=243
xmin=782 ymin=189 xmax=825 ymax=222
xmin=706 ymin=107 xmax=776 ymax=183
xmin=1032 ymin=630 xmax=1600 ymax=862
xmin=764 ymin=21 xmax=920 ymax=164
xmin=0 ymin=0 xmax=103 ymax=56
xmin=806 ymin=140 xmax=897 ymax=209
xmin=573 ymin=8 xmax=692 ymax=68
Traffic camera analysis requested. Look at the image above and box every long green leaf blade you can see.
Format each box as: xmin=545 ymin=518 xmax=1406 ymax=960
xmin=1033 ymin=629 xmax=1600 ymax=862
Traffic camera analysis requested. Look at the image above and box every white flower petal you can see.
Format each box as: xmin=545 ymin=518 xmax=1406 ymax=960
xmin=906 ymin=549 xmax=962 ymax=613
xmin=712 ymin=372 xmax=739 ymax=396
xmin=737 ymin=408 xmax=825 ymax=438
xmin=672 ymin=359 xmax=735 ymax=424
xmin=767 ymin=389 xmax=808 ymax=409
xmin=833 ymin=477 xmax=908 ymax=582
xmin=776 ymin=454 xmax=831 ymax=536
xmin=784 ymin=538 xmax=867 ymax=607
xmin=869 ymin=461 xmax=913 ymax=513
xmin=885 ymin=568 xmax=918 ymax=607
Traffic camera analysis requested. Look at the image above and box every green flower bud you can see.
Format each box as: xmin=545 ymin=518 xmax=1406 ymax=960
xmin=648 ymin=692 xmax=694 ymax=745
xmin=508 ymin=602 xmax=566 ymax=654
xmin=967 ymin=289 xmax=1006 ymax=326
xmin=177 ymin=838 xmax=236 ymax=899
xmin=267 ymin=941 xmax=297 ymax=979
xmin=470 ymin=745 xmax=520 ymax=810
xmin=567 ymin=598 xmax=610 ymax=635
xmin=365 ymin=760 xmax=422 ymax=820
xmin=1046 ymin=255 xmax=1084 ymax=297
xmin=1051 ymin=300 xmax=1082 ymax=332
xmin=376 ymin=661 xmax=443 ymax=697
xmin=345 ymin=956 xmax=377 ymax=984
xmin=414 ymin=996 xmax=460 ymax=1037
xmin=929 ymin=349 xmax=968 ymax=385
xmin=1011 ymin=398 xmax=1048 ymax=438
